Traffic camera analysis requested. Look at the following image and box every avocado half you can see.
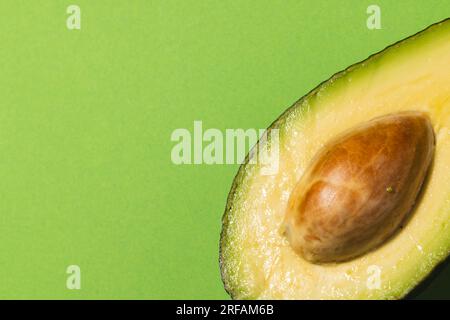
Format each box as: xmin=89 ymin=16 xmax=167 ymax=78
xmin=219 ymin=19 xmax=450 ymax=299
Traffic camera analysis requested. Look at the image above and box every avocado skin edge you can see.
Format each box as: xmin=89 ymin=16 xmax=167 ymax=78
xmin=219 ymin=18 xmax=450 ymax=300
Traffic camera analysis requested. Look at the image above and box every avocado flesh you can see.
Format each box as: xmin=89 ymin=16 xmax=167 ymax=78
xmin=220 ymin=19 xmax=450 ymax=300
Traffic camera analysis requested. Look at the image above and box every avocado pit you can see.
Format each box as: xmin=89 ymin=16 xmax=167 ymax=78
xmin=283 ymin=112 xmax=435 ymax=263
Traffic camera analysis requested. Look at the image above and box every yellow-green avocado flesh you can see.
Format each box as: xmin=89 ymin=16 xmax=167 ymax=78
xmin=220 ymin=19 xmax=450 ymax=300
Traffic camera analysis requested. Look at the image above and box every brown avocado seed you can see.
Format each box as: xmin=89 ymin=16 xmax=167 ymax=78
xmin=283 ymin=111 xmax=435 ymax=263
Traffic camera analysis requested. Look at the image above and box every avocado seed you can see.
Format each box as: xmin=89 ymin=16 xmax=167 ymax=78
xmin=283 ymin=112 xmax=435 ymax=263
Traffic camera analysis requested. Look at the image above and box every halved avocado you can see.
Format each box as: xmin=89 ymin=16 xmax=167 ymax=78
xmin=220 ymin=19 xmax=450 ymax=299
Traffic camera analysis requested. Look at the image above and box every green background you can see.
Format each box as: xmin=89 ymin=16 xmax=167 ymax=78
xmin=0 ymin=0 xmax=448 ymax=299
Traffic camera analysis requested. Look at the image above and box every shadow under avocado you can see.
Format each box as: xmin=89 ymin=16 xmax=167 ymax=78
xmin=406 ymin=256 xmax=450 ymax=299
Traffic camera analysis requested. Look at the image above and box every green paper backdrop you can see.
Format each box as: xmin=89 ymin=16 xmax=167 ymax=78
xmin=0 ymin=0 xmax=448 ymax=299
